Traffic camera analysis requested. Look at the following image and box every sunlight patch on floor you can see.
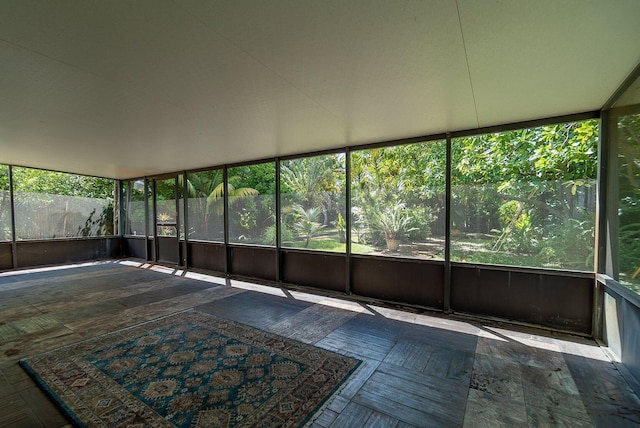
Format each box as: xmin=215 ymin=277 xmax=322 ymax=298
xmin=114 ymin=259 xmax=614 ymax=362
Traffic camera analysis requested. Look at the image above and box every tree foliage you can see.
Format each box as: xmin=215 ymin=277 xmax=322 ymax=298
xmin=227 ymin=163 xmax=275 ymax=244
xmin=615 ymin=111 xmax=640 ymax=286
xmin=12 ymin=167 xmax=114 ymax=198
xmin=452 ymin=120 xmax=599 ymax=269
xmin=280 ymin=154 xmax=345 ymax=249
xmin=119 ymin=119 xmax=601 ymax=270
xmin=454 ymin=121 xmax=597 ymax=183
xmin=8 ymin=167 xmax=115 ymax=239
xmin=350 ymin=141 xmax=445 ymax=252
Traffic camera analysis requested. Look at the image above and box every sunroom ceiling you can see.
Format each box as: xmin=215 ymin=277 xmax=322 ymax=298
xmin=0 ymin=0 xmax=639 ymax=179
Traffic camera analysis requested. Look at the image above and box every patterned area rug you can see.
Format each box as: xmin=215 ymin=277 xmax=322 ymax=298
xmin=20 ymin=310 xmax=361 ymax=427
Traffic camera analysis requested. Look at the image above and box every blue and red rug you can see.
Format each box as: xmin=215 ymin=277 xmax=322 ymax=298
xmin=20 ymin=310 xmax=361 ymax=427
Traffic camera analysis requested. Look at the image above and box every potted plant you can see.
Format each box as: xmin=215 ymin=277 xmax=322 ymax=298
xmin=376 ymin=202 xmax=416 ymax=251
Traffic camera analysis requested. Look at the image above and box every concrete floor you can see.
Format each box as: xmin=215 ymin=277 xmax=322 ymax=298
xmin=0 ymin=260 xmax=639 ymax=427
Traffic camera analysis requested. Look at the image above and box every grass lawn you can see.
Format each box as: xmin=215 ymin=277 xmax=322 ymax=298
xmin=285 ymin=232 xmax=594 ymax=271
xmin=451 ymin=238 xmax=593 ymax=270
xmin=285 ymin=236 xmax=374 ymax=253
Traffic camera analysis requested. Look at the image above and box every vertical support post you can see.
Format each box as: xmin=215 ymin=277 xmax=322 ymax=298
xmin=604 ymin=111 xmax=620 ymax=280
xmin=143 ymin=177 xmax=150 ymax=261
xmin=174 ymin=174 xmax=181 ymax=266
xmin=112 ymin=180 xmax=118 ymax=237
xmin=118 ymin=181 xmax=125 ymax=236
xmin=593 ymin=112 xmax=610 ymax=340
xmin=151 ymin=178 xmax=157 ymax=262
xmin=9 ymin=165 xmax=17 ymax=269
xmin=595 ymin=112 xmax=609 ymax=275
xmin=182 ymin=172 xmax=189 ymax=268
xmin=345 ymin=148 xmax=352 ymax=295
xmin=113 ymin=180 xmax=121 ymax=258
xmin=275 ymin=159 xmax=281 ymax=283
xmin=223 ymin=166 xmax=230 ymax=276
xmin=444 ymin=134 xmax=452 ymax=313
xmin=120 ymin=180 xmax=129 ymax=258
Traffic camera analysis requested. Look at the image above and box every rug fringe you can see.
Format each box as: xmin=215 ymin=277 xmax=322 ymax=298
xmin=302 ymin=357 xmax=364 ymax=427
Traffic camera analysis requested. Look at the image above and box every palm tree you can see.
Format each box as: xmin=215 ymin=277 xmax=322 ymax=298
xmin=280 ymin=155 xmax=341 ymax=225
xmin=291 ymin=204 xmax=325 ymax=247
xmin=183 ymin=170 xmax=258 ymax=240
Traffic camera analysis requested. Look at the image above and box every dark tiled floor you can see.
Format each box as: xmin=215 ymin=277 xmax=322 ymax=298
xmin=0 ymin=260 xmax=639 ymax=427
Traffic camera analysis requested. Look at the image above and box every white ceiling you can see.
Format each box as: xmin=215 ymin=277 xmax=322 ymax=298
xmin=0 ymin=0 xmax=639 ymax=179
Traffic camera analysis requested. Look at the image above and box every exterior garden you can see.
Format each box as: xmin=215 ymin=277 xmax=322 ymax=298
xmin=178 ymin=119 xmax=604 ymax=273
xmin=9 ymin=116 xmax=633 ymax=292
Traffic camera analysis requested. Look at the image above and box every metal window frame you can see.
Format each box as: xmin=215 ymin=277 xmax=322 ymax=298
xmin=9 ymin=165 xmax=17 ymax=268
xmin=126 ymin=110 xmax=603 ymax=296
